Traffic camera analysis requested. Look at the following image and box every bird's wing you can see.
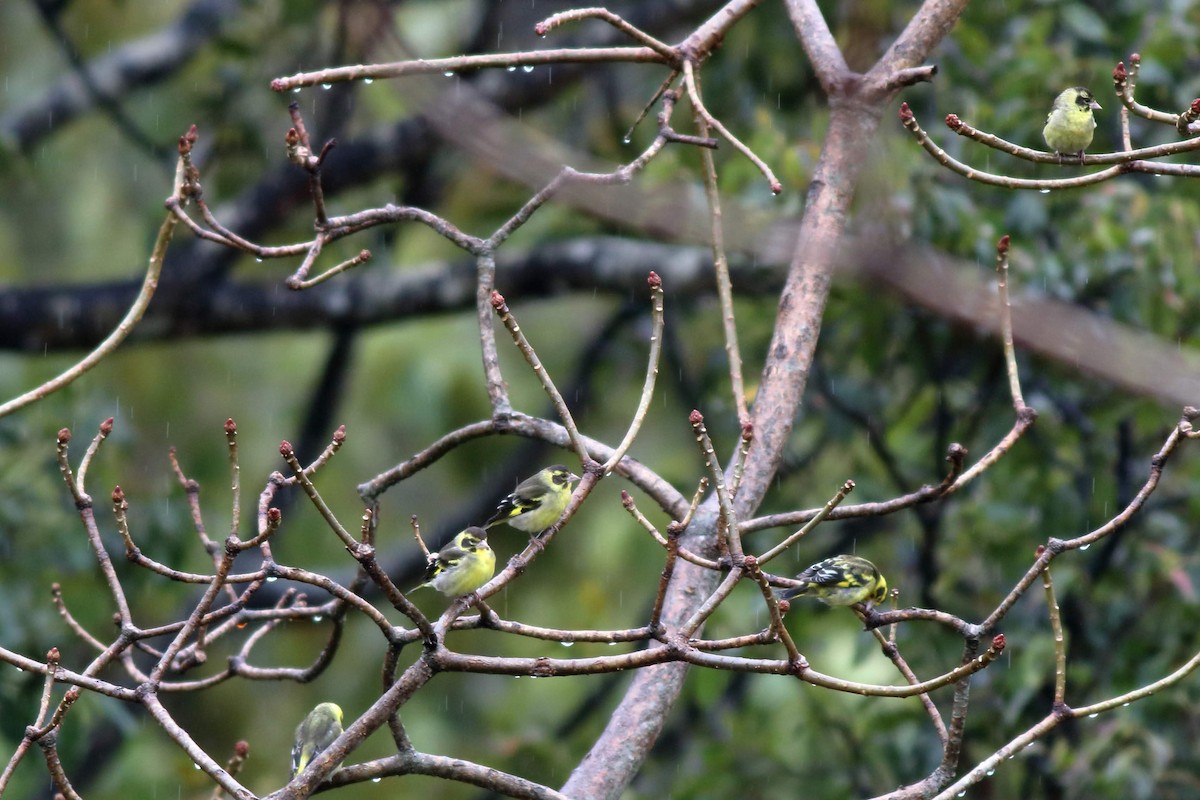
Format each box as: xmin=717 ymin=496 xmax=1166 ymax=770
xmin=487 ymin=491 xmax=540 ymax=524
xmin=418 ymin=554 xmax=442 ymax=583
xmin=798 ymin=562 xmax=844 ymax=587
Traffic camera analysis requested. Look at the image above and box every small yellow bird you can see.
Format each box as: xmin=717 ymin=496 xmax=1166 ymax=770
xmin=411 ymin=527 xmax=496 ymax=597
xmin=779 ymin=554 xmax=888 ymax=609
xmin=1042 ymin=87 xmax=1101 ymax=156
xmin=484 ymin=465 xmax=580 ymax=534
xmin=291 ymin=702 xmax=344 ymax=777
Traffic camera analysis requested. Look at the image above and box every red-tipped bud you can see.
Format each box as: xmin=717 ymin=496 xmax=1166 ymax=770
xmin=235 ymin=740 xmax=250 ymax=757
xmin=898 ymin=102 xmax=913 ymax=122
xmin=1130 ymin=53 xmax=1140 ymax=65
xmin=270 ymin=78 xmax=286 ymax=92
xmin=534 ymin=22 xmax=549 ymax=36
xmin=57 ymin=428 xmax=71 ymax=444
xmin=997 ymin=234 xmax=1010 ymax=254
xmin=741 ymin=421 xmax=754 ymax=441
xmin=647 ymin=271 xmax=661 ymax=288
xmin=1113 ymin=62 xmax=1126 ymax=81
xmin=490 ymin=290 xmax=505 ymax=309
xmin=279 ymin=440 xmax=294 ymax=458
xmin=769 ymin=180 xmax=783 ymax=195
xmin=689 ymin=409 xmax=704 ymax=425
xmin=268 ymin=507 xmax=282 ymax=524
xmin=333 ymin=425 xmax=347 ymax=443
xmin=286 ymin=128 xmax=301 ymax=147
xmin=100 ymin=417 xmax=114 ymax=434
xmin=47 ymin=647 xmax=60 ymax=662
xmin=1191 ymin=99 xmax=1200 ymax=115
xmin=743 ymin=554 xmax=758 ymax=569
xmin=945 ymin=113 xmax=962 ymax=130
xmin=225 ymin=418 xmax=237 ymax=435
xmin=112 ymin=486 xmax=125 ymax=503
xmin=1035 ymin=544 xmax=1046 ymax=557
xmin=620 ymin=490 xmax=634 ymax=507
xmin=992 ymin=633 xmax=1006 ymax=651
xmin=178 ymin=125 xmax=198 ymax=154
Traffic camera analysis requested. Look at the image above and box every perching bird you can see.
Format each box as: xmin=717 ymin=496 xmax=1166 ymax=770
xmin=411 ymin=526 xmax=496 ymax=596
xmin=291 ymin=702 xmax=344 ymax=777
xmin=484 ymin=465 xmax=580 ymax=534
xmin=779 ymin=555 xmax=889 ymax=608
xmin=1042 ymin=87 xmax=1101 ymax=156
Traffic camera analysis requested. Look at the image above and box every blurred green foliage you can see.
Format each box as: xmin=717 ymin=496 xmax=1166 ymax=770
xmin=2 ymin=0 xmax=1200 ymax=798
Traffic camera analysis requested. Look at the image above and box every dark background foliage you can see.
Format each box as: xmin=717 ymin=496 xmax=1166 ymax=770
xmin=2 ymin=0 xmax=1200 ymax=798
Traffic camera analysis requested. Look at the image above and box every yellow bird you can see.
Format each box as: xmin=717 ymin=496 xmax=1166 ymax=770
xmin=1042 ymin=87 xmax=1101 ymax=156
xmin=779 ymin=554 xmax=888 ymax=609
xmin=291 ymin=702 xmax=344 ymax=777
xmin=484 ymin=465 xmax=580 ymax=534
xmin=411 ymin=527 xmax=496 ymax=596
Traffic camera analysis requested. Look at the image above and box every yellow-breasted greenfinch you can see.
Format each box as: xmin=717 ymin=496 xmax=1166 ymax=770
xmin=291 ymin=702 xmax=344 ymax=777
xmin=411 ymin=526 xmax=496 ymax=596
xmin=1042 ymin=87 xmax=1101 ymax=156
xmin=484 ymin=465 xmax=580 ymax=534
xmin=779 ymin=554 xmax=888 ymax=608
